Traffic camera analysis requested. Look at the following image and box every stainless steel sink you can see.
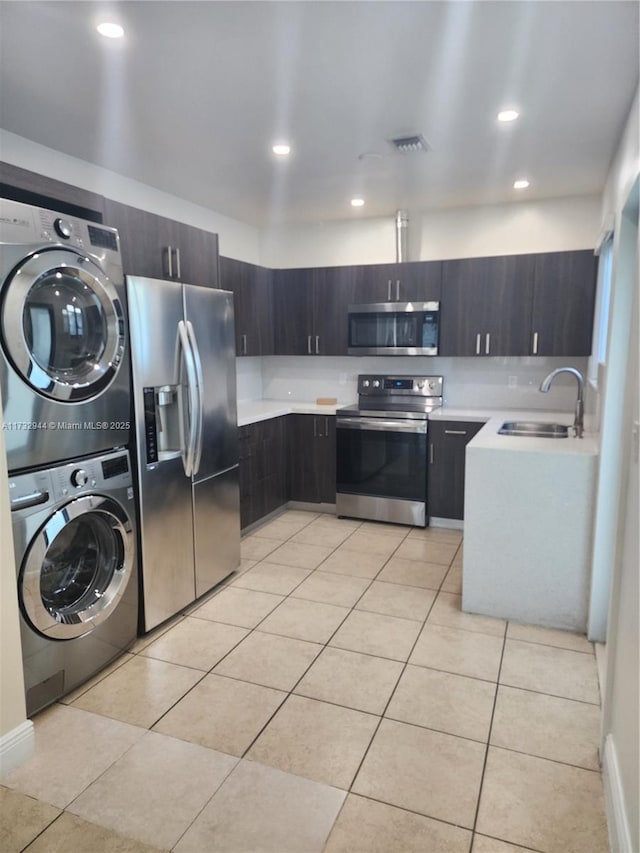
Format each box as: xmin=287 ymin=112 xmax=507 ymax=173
xmin=498 ymin=421 xmax=569 ymax=438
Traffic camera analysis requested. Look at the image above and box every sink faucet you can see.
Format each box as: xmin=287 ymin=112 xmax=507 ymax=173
xmin=539 ymin=367 xmax=585 ymax=438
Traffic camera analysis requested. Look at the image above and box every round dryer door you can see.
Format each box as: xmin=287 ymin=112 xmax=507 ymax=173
xmin=20 ymin=494 xmax=134 ymax=640
xmin=1 ymin=247 xmax=125 ymax=402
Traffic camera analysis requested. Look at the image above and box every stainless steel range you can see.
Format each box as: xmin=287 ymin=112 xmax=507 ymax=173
xmin=336 ymin=374 xmax=443 ymax=527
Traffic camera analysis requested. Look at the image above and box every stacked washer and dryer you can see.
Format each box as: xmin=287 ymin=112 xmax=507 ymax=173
xmin=0 ymin=198 xmax=139 ymax=716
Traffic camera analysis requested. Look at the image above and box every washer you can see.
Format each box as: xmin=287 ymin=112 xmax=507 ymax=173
xmin=9 ymin=448 xmax=138 ymax=716
xmin=0 ymin=198 xmax=130 ymax=472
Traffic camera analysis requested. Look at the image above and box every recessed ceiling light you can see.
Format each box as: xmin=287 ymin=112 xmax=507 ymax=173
xmin=350 ymin=198 xmax=365 ymax=208
xmin=513 ymin=179 xmax=530 ymax=190
xmin=272 ymin=144 xmax=291 ymax=156
xmin=97 ymin=22 xmax=124 ymax=39
xmin=497 ymin=109 xmax=520 ymax=123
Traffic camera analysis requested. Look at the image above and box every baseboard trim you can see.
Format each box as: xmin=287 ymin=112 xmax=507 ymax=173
xmin=0 ymin=719 xmax=34 ymax=777
xmin=287 ymin=500 xmax=336 ymax=514
xmin=603 ymin=733 xmax=634 ymax=853
xmin=429 ymin=517 xmax=464 ymax=531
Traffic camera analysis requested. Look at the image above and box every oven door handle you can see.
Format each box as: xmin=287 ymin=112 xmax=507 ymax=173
xmin=337 ymin=417 xmax=427 ymax=434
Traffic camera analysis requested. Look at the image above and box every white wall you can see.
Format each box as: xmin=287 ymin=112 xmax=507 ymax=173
xmin=261 ymin=195 xmax=601 ymax=268
xmin=236 ymin=357 xmax=264 ymax=402
xmin=590 ymin=82 xmax=639 ymax=853
xmin=0 ymin=130 xmax=261 ymax=264
xmin=0 ymin=387 xmax=31 ymax=771
xmin=589 ymin=82 xmax=639 ymax=642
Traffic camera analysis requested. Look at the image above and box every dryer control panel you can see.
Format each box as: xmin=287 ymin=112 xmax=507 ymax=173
xmin=0 ymin=197 xmax=121 ymax=262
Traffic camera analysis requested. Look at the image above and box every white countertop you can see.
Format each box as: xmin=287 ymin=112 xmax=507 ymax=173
xmin=237 ymin=399 xmax=347 ymax=427
xmin=237 ymin=399 xmax=599 ymax=454
xmin=463 ymin=411 xmax=599 ymax=456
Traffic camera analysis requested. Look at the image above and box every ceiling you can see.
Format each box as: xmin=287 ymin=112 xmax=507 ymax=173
xmin=0 ymin=1 xmax=638 ymax=226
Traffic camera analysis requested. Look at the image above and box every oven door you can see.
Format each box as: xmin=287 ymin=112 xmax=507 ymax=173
xmin=336 ymin=416 xmax=427 ymax=525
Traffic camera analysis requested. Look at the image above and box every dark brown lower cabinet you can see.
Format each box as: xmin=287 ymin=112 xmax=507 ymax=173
xmin=238 ymin=417 xmax=288 ymax=529
xmin=288 ymin=414 xmax=336 ymax=504
xmin=428 ymin=420 xmax=486 ymax=520
xmin=239 ymin=414 xmax=337 ymax=529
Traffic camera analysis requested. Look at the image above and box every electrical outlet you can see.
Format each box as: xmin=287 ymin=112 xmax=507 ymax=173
xmin=508 ymin=375 xmax=518 ymax=389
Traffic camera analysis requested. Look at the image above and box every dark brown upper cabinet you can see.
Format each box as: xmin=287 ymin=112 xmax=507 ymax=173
xmin=220 ymin=256 xmax=274 ymax=356
xmin=0 ymin=161 xmax=104 ymax=222
xmin=530 ymin=250 xmax=597 ymax=356
xmin=273 ymin=267 xmax=315 ymax=355
xmin=273 ymin=266 xmax=354 ymax=356
xmin=440 ymin=254 xmax=536 ymax=356
xmin=103 ymin=199 xmax=219 ymax=287
xmin=347 ymin=261 xmax=442 ymax=304
xmin=313 ymin=266 xmax=358 ymax=355
xmin=359 ymin=261 xmax=442 ymax=303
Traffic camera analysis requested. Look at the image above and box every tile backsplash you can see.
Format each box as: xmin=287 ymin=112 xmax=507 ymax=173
xmin=238 ymin=355 xmax=590 ymax=413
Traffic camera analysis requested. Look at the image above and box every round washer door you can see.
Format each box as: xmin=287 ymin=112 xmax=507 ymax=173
xmin=20 ymin=494 xmax=134 ymax=640
xmin=2 ymin=247 xmax=125 ymax=402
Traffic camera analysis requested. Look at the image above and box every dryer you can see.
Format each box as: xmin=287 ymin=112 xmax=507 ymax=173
xmin=10 ymin=448 xmax=138 ymax=716
xmin=0 ymin=198 xmax=130 ymax=472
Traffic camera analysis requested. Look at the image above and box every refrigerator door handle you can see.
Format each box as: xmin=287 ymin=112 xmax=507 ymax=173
xmin=185 ymin=320 xmax=205 ymax=477
xmin=177 ymin=320 xmax=198 ymax=477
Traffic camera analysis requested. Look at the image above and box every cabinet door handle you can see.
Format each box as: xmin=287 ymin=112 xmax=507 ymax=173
xmin=307 ymin=335 xmax=312 ymax=354
xmin=475 ymin=333 xmax=481 ymax=355
xmin=532 ymin=331 xmax=539 ymax=355
xmin=315 ymin=335 xmax=320 ymax=354
xmin=164 ymin=246 xmax=173 ymax=278
xmin=387 ymin=280 xmax=392 ymax=300
xmin=313 ymin=417 xmax=318 ymax=437
xmin=485 ymin=332 xmax=491 ymax=355
xmin=429 ymin=444 xmax=434 ymax=464
xmin=445 ymin=429 xmax=467 ymax=435
xmin=241 ymin=334 xmax=247 ymax=355
xmin=396 ymin=280 xmax=400 ymax=300
xmin=174 ymin=247 xmax=181 ymax=279
xmin=325 ymin=416 xmax=329 ymax=436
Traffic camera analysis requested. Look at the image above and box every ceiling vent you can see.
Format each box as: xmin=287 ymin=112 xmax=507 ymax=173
xmin=389 ymin=134 xmax=430 ymax=154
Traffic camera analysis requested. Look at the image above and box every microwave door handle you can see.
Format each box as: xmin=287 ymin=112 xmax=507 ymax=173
xmin=185 ymin=320 xmax=204 ymax=477
xmin=177 ymin=320 xmax=198 ymax=477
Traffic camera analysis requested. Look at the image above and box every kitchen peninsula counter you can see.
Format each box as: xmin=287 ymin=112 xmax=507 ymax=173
xmin=462 ymin=413 xmax=599 ymax=633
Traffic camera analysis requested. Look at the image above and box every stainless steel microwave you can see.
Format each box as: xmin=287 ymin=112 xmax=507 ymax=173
xmin=347 ymin=301 xmax=440 ymax=356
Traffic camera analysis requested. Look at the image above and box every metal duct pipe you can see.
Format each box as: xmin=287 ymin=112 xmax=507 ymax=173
xmin=395 ymin=209 xmax=408 ymax=263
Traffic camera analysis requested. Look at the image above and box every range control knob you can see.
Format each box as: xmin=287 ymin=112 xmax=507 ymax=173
xmin=54 ymin=218 xmax=73 ymax=239
xmin=71 ymin=469 xmax=88 ymax=488
xmin=417 ymin=381 xmax=425 ymax=389
xmin=362 ymin=380 xmax=370 ymax=388
xmin=373 ymin=379 xmax=381 ymax=388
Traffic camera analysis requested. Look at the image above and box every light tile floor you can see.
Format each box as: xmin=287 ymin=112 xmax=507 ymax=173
xmin=1 ymin=510 xmax=609 ymax=853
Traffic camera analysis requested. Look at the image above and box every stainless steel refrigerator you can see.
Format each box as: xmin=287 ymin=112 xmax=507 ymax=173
xmin=127 ymin=276 xmax=240 ymax=631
